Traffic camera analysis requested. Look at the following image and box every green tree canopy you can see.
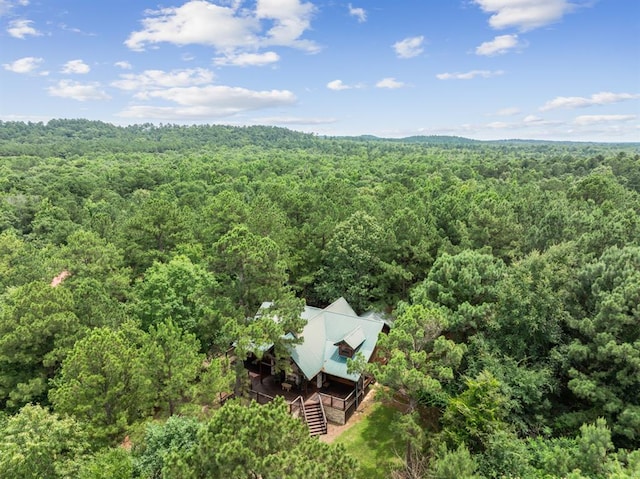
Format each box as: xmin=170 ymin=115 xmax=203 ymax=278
xmin=49 ymin=325 xmax=154 ymax=444
xmin=0 ymin=281 xmax=80 ymax=409
xmin=0 ymin=404 xmax=89 ymax=479
xmin=166 ymin=397 xmax=357 ymax=478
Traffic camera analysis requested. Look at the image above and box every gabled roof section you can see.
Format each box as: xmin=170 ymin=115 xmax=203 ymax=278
xmin=335 ymin=326 xmax=366 ymax=350
xmin=323 ymin=297 xmax=358 ymax=317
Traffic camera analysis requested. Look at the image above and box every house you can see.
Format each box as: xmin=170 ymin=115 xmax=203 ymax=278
xmin=245 ymin=297 xmax=389 ymax=425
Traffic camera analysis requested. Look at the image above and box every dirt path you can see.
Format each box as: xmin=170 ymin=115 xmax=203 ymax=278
xmin=320 ymin=384 xmax=380 ymax=443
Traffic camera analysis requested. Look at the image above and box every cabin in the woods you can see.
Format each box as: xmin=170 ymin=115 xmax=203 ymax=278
xmin=244 ymin=297 xmax=389 ymax=428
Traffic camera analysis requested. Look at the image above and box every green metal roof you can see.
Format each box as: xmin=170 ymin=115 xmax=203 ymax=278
xmin=288 ymin=298 xmax=385 ymax=382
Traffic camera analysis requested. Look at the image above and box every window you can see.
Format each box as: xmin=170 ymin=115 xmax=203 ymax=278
xmin=339 ymin=343 xmax=354 ymax=358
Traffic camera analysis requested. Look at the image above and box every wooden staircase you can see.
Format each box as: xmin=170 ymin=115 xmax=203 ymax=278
xmin=303 ymin=394 xmax=327 ymax=436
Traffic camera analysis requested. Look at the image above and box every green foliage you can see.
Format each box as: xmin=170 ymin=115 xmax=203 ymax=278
xmin=143 ymin=319 xmax=204 ymax=416
xmin=49 ymin=325 xmax=154 ymax=444
xmin=133 ymin=415 xmax=200 ymax=479
xmin=165 ymin=397 xmax=357 ymax=478
xmin=561 ymin=246 xmax=640 ymax=445
xmin=442 ymin=371 xmax=510 ymax=453
xmin=0 ymin=281 xmax=80 ymax=409
xmin=0 ymin=404 xmax=89 ymax=479
xmin=122 ymin=191 xmax=193 ymax=273
xmin=527 ymin=418 xmax=622 ymax=479
xmin=77 ymin=447 xmax=133 ymax=479
xmin=412 ymin=249 xmax=505 ymax=338
xmin=190 ymin=355 xmax=235 ymax=408
xmin=375 ymin=303 xmax=465 ymax=411
xmin=212 ymin=224 xmax=289 ymax=316
xmin=430 ymin=444 xmax=484 ymax=479
xmin=317 ymin=210 xmax=404 ymax=312
xmin=133 ymin=255 xmax=224 ymax=350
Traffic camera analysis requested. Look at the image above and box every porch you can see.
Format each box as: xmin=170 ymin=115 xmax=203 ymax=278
xmin=247 ymin=369 xmax=375 ymax=425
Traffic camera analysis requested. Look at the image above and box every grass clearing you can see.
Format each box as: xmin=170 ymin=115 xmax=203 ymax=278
xmin=335 ymin=403 xmax=403 ymax=479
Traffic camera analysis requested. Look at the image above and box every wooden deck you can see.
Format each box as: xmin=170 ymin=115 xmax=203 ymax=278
xmin=248 ymin=373 xmax=353 ymax=401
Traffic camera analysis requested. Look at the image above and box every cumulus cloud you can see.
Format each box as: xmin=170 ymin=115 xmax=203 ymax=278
xmin=115 ymin=61 xmax=132 ymax=70
xmin=117 ymin=85 xmax=296 ymax=119
xmin=47 ymin=80 xmax=110 ymax=101
xmin=7 ymin=18 xmax=40 ymax=38
xmin=348 ymin=4 xmax=366 ymax=22
xmin=3 ymin=56 xmax=42 ymax=73
xmin=473 ymin=0 xmax=577 ymax=31
xmin=256 ymin=0 xmax=317 ymax=50
xmin=327 ymin=79 xmax=352 ymax=90
xmin=540 ymin=91 xmax=640 ymax=111
xmin=125 ymin=0 xmax=317 ymax=56
xmin=573 ymin=114 xmax=636 ymax=126
xmin=112 ymin=68 xmax=215 ymax=92
xmin=376 ymin=77 xmax=405 ymax=89
xmin=393 ymin=36 xmax=424 ymax=58
xmin=214 ymin=51 xmax=280 ymax=67
xmin=436 ymin=70 xmax=504 ymax=80
xmin=475 ymin=34 xmax=520 ymax=56
xmin=61 ymin=59 xmax=90 ymax=74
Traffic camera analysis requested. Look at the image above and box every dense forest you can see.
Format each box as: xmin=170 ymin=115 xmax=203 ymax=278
xmin=0 ymin=119 xmax=638 ymax=478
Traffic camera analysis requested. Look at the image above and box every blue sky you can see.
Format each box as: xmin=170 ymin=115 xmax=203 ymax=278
xmin=1 ymin=0 xmax=638 ymax=141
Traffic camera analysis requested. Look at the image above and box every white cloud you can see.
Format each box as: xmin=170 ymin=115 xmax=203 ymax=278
xmin=393 ymin=36 xmax=424 ymax=59
xmin=125 ymin=1 xmax=258 ymax=51
xmin=61 ymin=59 xmax=90 ymax=74
xmin=47 ymin=80 xmax=110 ymax=101
xmin=115 ymin=61 xmax=132 ymax=70
xmin=112 ymin=68 xmax=215 ymax=92
xmin=522 ymin=114 xmax=560 ymax=126
xmin=573 ymin=114 xmax=636 ymax=126
xmin=59 ymin=23 xmax=96 ymax=36
xmin=495 ymin=107 xmax=520 ymax=116
xmin=256 ymin=0 xmax=317 ymax=51
xmin=214 ymin=51 xmax=280 ymax=67
xmin=523 ymin=115 xmax=543 ymax=123
xmin=348 ymin=4 xmax=366 ymax=23
xmin=145 ymin=85 xmax=295 ymax=107
xmin=125 ymin=0 xmax=318 ymax=55
xmin=257 ymin=116 xmax=337 ymax=125
xmin=376 ymin=77 xmax=405 ymax=89
xmin=0 ymin=1 xmax=29 ymax=17
xmin=436 ymin=70 xmax=504 ymax=80
xmin=7 ymin=18 xmax=41 ymax=38
xmin=540 ymin=91 xmax=640 ymax=111
xmin=327 ymin=79 xmax=351 ymax=90
xmin=3 ymin=56 xmax=42 ymax=73
xmin=475 ymin=34 xmax=520 ymax=56
xmin=473 ymin=0 xmax=576 ymax=31
xmin=118 ymin=85 xmax=296 ymax=119
xmin=486 ymin=121 xmax=509 ymax=129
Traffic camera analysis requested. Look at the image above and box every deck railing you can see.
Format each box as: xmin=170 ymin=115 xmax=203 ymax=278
xmin=289 ymin=395 xmax=305 ymax=418
xmin=248 ymin=390 xmax=275 ymax=404
xmin=318 ymin=378 xmax=373 ymax=412
xmin=317 ymin=395 xmax=328 ymax=435
xmin=249 ymin=376 xmax=374 ymax=412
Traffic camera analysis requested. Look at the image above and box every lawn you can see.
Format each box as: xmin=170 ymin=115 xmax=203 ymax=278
xmin=335 ymin=403 xmax=404 ymax=479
